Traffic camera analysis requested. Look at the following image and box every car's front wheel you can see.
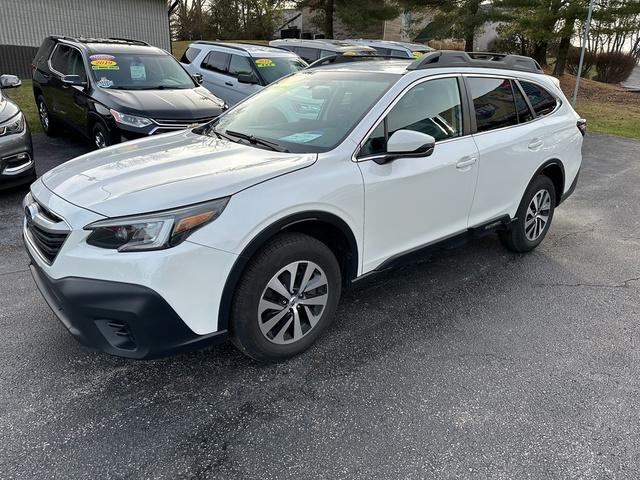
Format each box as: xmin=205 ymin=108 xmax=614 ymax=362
xmin=499 ymin=175 xmax=556 ymax=253
xmin=230 ymin=232 xmax=341 ymax=362
xmin=91 ymin=122 xmax=117 ymax=149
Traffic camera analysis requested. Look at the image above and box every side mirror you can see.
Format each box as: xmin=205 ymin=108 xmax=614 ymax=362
xmin=61 ymin=74 xmax=87 ymax=88
xmin=193 ymin=73 xmax=203 ymax=84
xmin=237 ymin=73 xmax=259 ymax=85
xmin=377 ymin=130 xmax=435 ymax=164
xmin=0 ymin=74 xmax=21 ymax=89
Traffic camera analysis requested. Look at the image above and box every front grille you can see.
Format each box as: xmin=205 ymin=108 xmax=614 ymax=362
xmin=24 ymin=196 xmax=70 ymax=265
xmin=27 ymin=222 xmax=69 ymax=264
xmin=150 ymin=116 xmax=217 ymax=134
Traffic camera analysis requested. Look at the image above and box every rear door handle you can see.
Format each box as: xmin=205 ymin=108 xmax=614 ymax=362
xmin=456 ymin=156 xmax=478 ymax=169
xmin=528 ymin=138 xmax=544 ymax=150
xmin=225 ymin=81 xmax=233 ymax=86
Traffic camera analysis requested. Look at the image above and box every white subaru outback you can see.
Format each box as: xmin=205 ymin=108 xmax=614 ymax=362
xmin=23 ymin=51 xmax=583 ymax=362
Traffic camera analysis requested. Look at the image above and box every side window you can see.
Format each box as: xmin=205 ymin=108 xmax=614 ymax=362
xmin=50 ymin=44 xmax=72 ymax=74
xmin=67 ymin=49 xmax=86 ymax=82
xmin=298 ymin=47 xmax=320 ymax=62
xmin=469 ymin=77 xmax=518 ymax=132
xmin=512 ymin=81 xmax=534 ymax=123
xmin=360 ymin=77 xmax=463 ymax=157
xmin=181 ymin=47 xmax=201 ymax=64
xmin=201 ymin=51 xmax=230 ymax=74
xmin=520 ymin=81 xmax=558 ymax=117
xmin=320 ymin=49 xmax=336 ymax=59
xmin=228 ymin=55 xmax=253 ymax=77
xmin=374 ymin=47 xmax=391 ymax=56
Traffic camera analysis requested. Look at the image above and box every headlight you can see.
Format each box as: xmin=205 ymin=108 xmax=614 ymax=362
xmin=84 ymin=198 xmax=229 ymax=252
xmin=110 ymin=109 xmax=153 ymax=128
xmin=0 ymin=112 xmax=25 ymax=136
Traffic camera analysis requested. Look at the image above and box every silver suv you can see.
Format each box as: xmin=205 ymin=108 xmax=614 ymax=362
xmin=180 ymin=42 xmax=307 ymax=106
xmin=347 ymin=39 xmax=434 ymax=58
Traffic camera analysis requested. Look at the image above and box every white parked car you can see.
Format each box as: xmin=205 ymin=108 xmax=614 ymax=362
xmin=180 ymin=42 xmax=307 ymax=106
xmin=23 ymin=51 xmax=583 ymax=362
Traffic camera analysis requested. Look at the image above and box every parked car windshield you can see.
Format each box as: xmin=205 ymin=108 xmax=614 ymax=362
xmin=205 ymin=70 xmax=397 ymax=153
xmin=253 ymin=57 xmax=307 ymax=84
xmin=89 ymin=53 xmax=195 ymax=90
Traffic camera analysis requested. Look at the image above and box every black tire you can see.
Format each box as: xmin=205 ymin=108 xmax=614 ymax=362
xmin=230 ymin=232 xmax=342 ymax=362
xmin=91 ymin=121 xmax=118 ymax=149
xmin=499 ymin=175 xmax=556 ymax=253
xmin=36 ymin=95 xmax=60 ymax=136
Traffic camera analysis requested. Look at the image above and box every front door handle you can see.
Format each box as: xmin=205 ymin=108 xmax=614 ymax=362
xmin=225 ymin=81 xmax=233 ymax=86
xmin=528 ymin=138 xmax=544 ymax=150
xmin=456 ymin=156 xmax=478 ymax=170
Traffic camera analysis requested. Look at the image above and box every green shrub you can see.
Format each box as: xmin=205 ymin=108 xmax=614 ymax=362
xmin=566 ymin=46 xmax=596 ymax=78
xmin=594 ymin=52 xmax=637 ymax=84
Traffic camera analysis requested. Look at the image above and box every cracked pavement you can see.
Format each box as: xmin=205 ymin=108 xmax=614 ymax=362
xmin=1 ymin=133 xmax=639 ymax=479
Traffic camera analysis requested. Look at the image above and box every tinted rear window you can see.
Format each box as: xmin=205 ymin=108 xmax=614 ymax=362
xmin=469 ymin=77 xmax=518 ymax=132
xmin=181 ymin=46 xmax=201 ymax=64
xmin=201 ymin=51 xmax=230 ymax=73
xmin=520 ymin=81 xmax=558 ymax=116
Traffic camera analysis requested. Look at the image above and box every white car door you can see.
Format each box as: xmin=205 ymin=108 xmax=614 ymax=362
xmin=200 ymin=50 xmax=233 ymax=104
xmin=357 ymin=76 xmax=480 ymax=272
xmin=466 ymin=76 xmax=554 ymax=227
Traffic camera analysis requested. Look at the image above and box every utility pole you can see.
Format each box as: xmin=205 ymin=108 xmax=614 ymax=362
xmin=572 ymin=0 xmax=595 ymax=107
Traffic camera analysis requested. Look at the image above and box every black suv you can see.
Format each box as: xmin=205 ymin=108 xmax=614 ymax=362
xmin=32 ymin=36 xmax=226 ymax=149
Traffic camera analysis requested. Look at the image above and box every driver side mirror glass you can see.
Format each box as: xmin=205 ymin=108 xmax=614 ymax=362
xmin=0 ymin=74 xmax=21 ymax=89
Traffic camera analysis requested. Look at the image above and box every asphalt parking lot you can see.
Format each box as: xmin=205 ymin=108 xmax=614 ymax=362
xmin=1 ymin=133 xmax=639 ymax=479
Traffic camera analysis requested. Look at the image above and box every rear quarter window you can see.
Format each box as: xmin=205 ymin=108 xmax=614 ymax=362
xmin=468 ymin=77 xmax=519 ymax=132
xmin=181 ymin=47 xmax=201 ymax=64
xmin=35 ymin=38 xmax=56 ymax=67
xmin=520 ymin=81 xmax=558 ymax=117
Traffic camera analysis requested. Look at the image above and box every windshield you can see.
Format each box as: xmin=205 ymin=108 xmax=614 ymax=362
xmin=204 ymin=70 xmax=397 ymax=153
xmin=254 ymin=57 xmax=307 ymax=84
xmin=90 ymin=53 xmax=195 ymax=90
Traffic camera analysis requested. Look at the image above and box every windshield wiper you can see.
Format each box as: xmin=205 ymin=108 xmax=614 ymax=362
xmin=224 ymin=130 xmax=288 ymax=152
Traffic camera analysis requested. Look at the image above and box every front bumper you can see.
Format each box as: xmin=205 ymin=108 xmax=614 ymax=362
xmin=23 ymin=180 xmax=238 ymax=358
xmin=28 ymin=258 xmax=228 ymax=359
xmin=0 ymin=123 xmax=34 ymax=189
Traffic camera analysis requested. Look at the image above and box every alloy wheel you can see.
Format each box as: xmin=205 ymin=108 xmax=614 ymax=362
xmin=258 ymin=261 xmax=329 ymax=345
xmin=525 ymin=189 xmax=551 ymax=241
xmin=94 ymin=130 xmax=107 ymax=149
xmin=39 ymin=102 xmax=49 ymax=129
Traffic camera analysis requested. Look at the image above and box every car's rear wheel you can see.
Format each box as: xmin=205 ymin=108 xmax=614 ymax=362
xmin=230 ymin=232 xmax=341 ymax=362
xmin=499 ymin=175 xmax=556 ymax=253
xmin=91 ymin=121 xmax=117 ymax=149
xmin=37 ymin=96 xmax=59 ymax=136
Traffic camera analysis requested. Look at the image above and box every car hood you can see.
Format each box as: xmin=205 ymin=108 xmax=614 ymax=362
xmin=102 ymin=87 xmax=225 ymax=119
xmin=41 ymin=130 xmax=317 ymax=217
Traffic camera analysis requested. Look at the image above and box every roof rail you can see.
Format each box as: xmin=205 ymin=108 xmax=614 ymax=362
xmin=407 ymin=50 xmax=543 ymax=74
xmin=307 ymin=54 xmax=410 ymax=69
xmin=107 ymin=37 xmax=150 ymax=46
xmin=233 ymin=41 xmax=292 ymax=53
xmin=51 ymin=35 xmax=150 ymax=46
xmin=192 ymin=41 xmax=248 ymax=52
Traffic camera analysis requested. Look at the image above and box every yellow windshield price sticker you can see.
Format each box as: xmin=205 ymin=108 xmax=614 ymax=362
xmin=343 ymin=51 xmax=357 ymax=56
xmin=90 ymin=54 xmax=119 ymax=70
xmin=255 ymin=58 xmax=276 ymax=67
xmin=412 ymin=51 xmax=424 ymax=58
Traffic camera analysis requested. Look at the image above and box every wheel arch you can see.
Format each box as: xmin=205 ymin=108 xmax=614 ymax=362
xmin=217 ymin=211 xmax=359 ymax=331
xmin=532 ymin=159 xmax=565 ymax=206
